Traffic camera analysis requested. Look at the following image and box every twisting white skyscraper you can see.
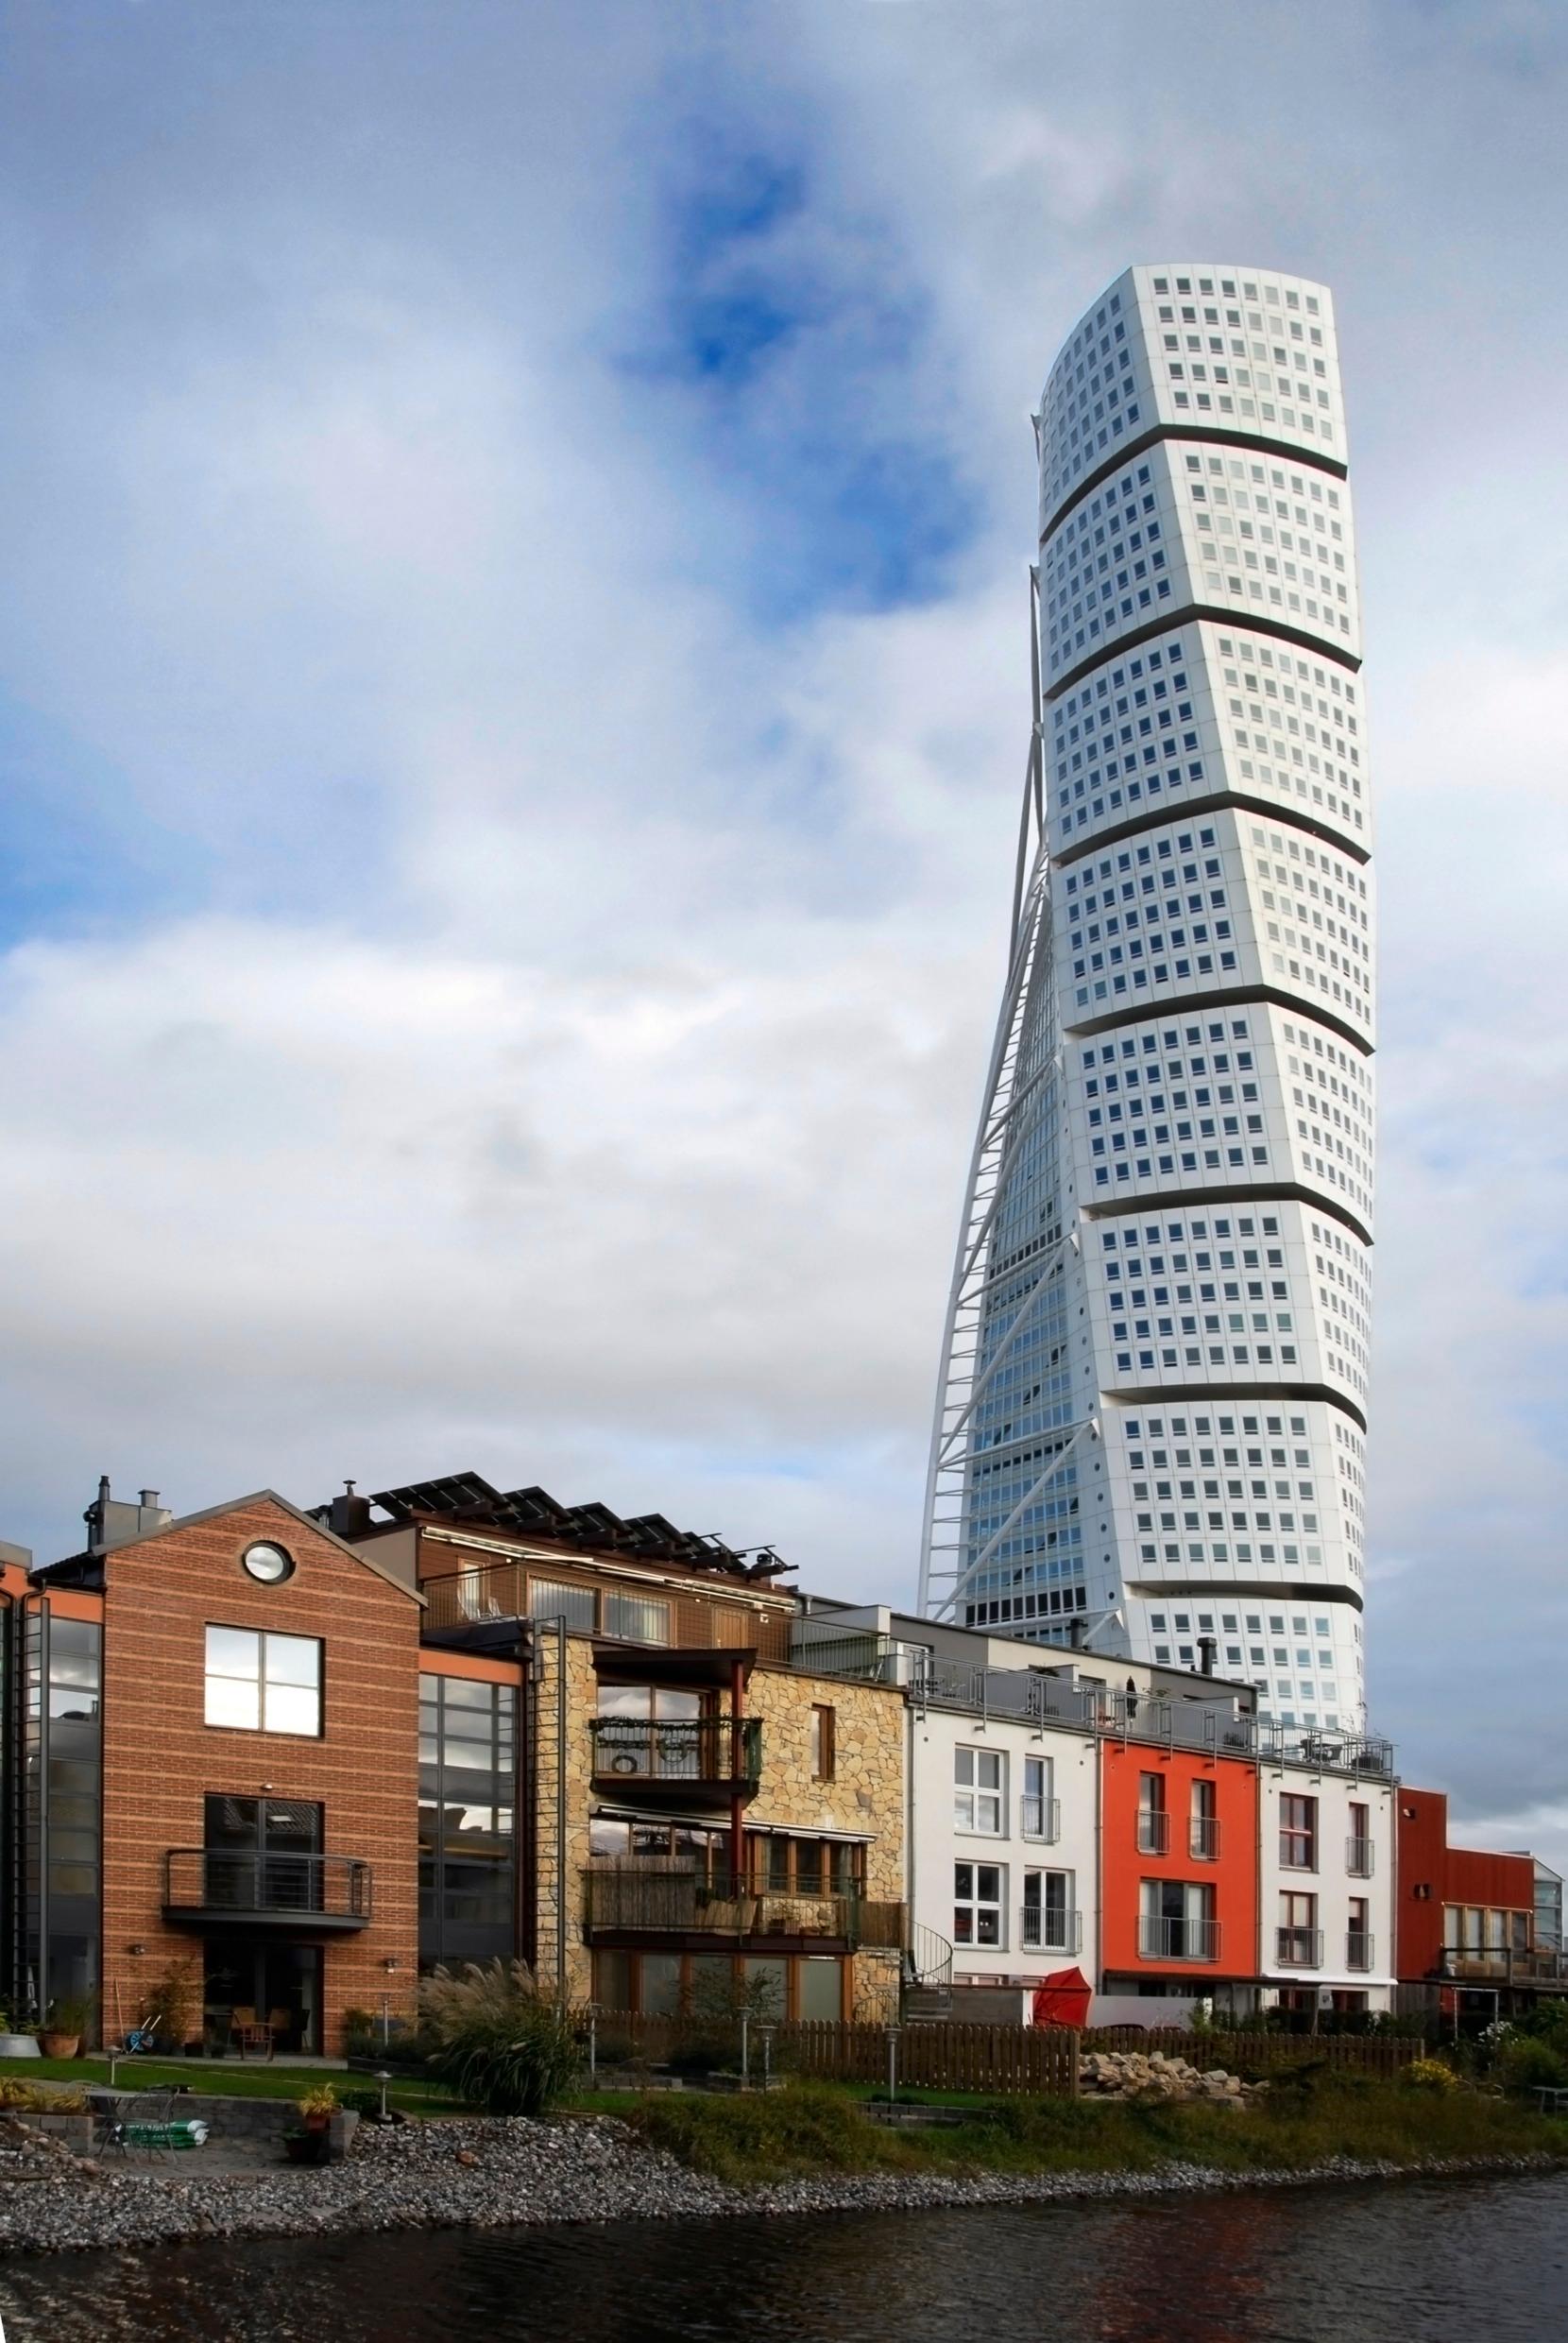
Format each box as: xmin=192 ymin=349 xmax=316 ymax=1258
xmin=920 ymin=265 xmax=1372 ymax=1729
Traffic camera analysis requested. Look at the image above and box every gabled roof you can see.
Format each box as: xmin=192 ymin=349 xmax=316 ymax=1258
xmin=37 ymin=1489 xmax=424 ymax=1605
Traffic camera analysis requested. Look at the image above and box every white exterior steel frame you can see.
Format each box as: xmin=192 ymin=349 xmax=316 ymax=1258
xmin=922 ymin=264 xmax=1373 ymax=1730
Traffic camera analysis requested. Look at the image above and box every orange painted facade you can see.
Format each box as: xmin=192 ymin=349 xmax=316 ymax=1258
xmin=1100 ymin=1741 xmax=1259 ymax=1979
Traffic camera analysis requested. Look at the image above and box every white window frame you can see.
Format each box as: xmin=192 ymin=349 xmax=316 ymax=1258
xmin=954 ymin=1746 xmax=1005 ymax=1836
xmin=954 ymin=1859 xmax=1006 ymax=1949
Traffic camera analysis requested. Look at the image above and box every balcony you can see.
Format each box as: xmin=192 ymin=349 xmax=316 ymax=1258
xmin=1346 ymin=1837 xmax=1375 ymax=1876
xmin=583 ymin=1863 xmax=904 ymax=1951
xmin=1021 ymin=1796 xmax=1061 ymax=1844
xmin=1437 ymin=1943 xmax=1568 ymax=1988
xmin=1347 ymin=1931 xmax=1374 ymax=1973
xmin=588 ymin=1717 xmax=761 ymax=1807
xmin=1020 ymin=1906 xmax=1082 ymax=1956
xmin=1136 ymin=1811 xmax=1169 ymax=1855
xmin=1276 ymin=1926 xmax=1324 ymax=1969
xmin=1189 ymin=1816 xmax=1221 ymax=1862
xmin=420 ymin=1561 xmax=793 ymax=1663
xmin=1138 ymin=1916 xmax=1219 ymax=1962
xmin=163 ymin=1850 xmax=372 ymax=1931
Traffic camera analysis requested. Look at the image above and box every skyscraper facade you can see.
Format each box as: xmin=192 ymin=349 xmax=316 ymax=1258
xmin=921 ymin=265 xmax=1372 ymax=1730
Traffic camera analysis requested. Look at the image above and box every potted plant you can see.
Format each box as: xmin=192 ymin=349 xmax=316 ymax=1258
xmin=0 ymin=2006 xmax=41 ymax=2060
xmin=298 ymin=2083 xmax=338 ymax=2133
xmin=282 ymin=2128 xmax=326 ymax=2166
xmin=40 ymin=1993 xmax=94 ymax=2061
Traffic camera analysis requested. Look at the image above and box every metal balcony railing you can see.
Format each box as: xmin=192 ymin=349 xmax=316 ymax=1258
xmin=589 ymin=1717 xmax=761 ymax=1787
xmin=1189 ymin=1816 xmax=1221 ymax=1861
xmin=582 ymin=1864 xmax=903 ymax=1950
xmin=163 ymin=1850 xmax=372 ymax=1926
xmin=1138 ymin=1915 xmax=1219 ymax=1962
xmin=1346 ymin=1837 xmax=1375 ymax=1876
xmin=1347 ymin=1931 xmax=1374 ymax=1972
xmin=1020 ymin=1905 xmax=1082 ymax=1955
xmin=1021 ymin=1795 xmax=1061 ymax=1843
xmin=1275 ymin=1926 xmax=1324 ymax=1969
xmin=1136 ymin=1810 xmax=1169 ymax=1855
xmin=1437 ymin=1942 xmax=1568 ymax=1984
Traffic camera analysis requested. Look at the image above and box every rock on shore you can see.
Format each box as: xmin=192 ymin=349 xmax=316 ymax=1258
xmin=0 ymin=2113 xmax=1554 ymax=2259
xmin=1079 ymin=2050 xmax=1257 ymax=2102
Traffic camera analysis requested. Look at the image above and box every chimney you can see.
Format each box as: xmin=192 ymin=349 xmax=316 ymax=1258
xmin=85 ymin=1477 xmax=174 ymax=1554
xmin=330 ymin=1480 xmax=372 ymax=1541
xmin=1198 ymin=1634 xmax=1218 ymax=1676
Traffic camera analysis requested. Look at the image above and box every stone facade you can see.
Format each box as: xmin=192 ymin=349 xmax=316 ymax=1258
xmin=743 ymin=1665 xmax=906 ymax=2022
xmin=531 ymin=1626 xmax=597 ymax=2006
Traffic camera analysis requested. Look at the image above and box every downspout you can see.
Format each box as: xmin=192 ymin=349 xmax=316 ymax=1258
xmin=1092 ymin=1711 xmax=1103 ymax=2024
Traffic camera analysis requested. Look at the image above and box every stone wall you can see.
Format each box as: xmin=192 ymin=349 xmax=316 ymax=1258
xmin=743 ymin=1667 xmax=906 ymax=1905
xmin=533 ymin=1628 xmax=596 ymax=2005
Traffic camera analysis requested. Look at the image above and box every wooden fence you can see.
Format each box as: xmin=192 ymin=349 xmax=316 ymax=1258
xmin=591 ymin=2012 xmax=1079 ymax=2097
xmin=1082 ymin=2027 xmax=1422 ymax=2075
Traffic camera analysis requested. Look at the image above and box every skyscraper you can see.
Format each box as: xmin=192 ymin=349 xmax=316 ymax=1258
xmin=920 ymin=265 xmax=1372 ymax=1730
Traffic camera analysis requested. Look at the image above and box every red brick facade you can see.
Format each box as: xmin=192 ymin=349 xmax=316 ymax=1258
xmin=96 ymin=1495 xmax=421 ymax=2054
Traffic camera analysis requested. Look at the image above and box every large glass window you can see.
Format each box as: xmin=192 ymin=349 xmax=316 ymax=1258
xmin=418 ymin=1674 xmax=518 ymax=1968
xmin=23 ymin=1611 xmax=103 ymax=2016
xmin=204 ymin=1628 xmax=321 ymax=1736
xmin=602 ymin=1591 xmax=671 ymax=1645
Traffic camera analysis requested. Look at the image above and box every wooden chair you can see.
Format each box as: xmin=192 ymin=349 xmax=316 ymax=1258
xmin=230 ymin=2005 xmax=273 ymax=2061
xmin=265 ymin=2007 xmax=290 ymax=2058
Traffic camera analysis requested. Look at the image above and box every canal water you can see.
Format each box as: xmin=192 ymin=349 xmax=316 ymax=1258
xmin=1 ymin=2174 xmax=1566 ymax=2341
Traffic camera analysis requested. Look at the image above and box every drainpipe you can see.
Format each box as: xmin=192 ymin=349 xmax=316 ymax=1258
xmin=728 ymin=1656 xmax=746 ymax=1888
xmin=1092 ymin=1714 xmax=1104 ymax=2024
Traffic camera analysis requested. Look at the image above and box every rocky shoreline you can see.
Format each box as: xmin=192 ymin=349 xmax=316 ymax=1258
xmin=0 ymin=2114 xmax=1560 ymax=2259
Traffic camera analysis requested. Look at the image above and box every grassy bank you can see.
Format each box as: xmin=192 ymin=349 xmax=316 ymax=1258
xmin=627 ymin=2077 xmax=1568 ymax=2186
xmin=0 ymin=2055 xmax=460 ymax=2112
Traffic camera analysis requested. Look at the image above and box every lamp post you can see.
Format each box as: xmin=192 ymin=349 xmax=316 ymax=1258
xmin=758 ymin=2024 xmax=775 ymax=2093
xmin=586 ymin=2002 xmax=601 ymax=2085
xmin=375 ymin=2069 xmax=392 ymax=2123
xmin=740 ymin=2009 xmax=750 ymax=2090
xmin=885 ymin=2021 xmax=902 ymax=2106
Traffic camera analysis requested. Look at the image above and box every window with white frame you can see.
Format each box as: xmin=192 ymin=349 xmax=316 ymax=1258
xmin=1022 ymin=1753 xmax=1056 ymax=1840
xmin=204 ymin=1627 xmax=322 ymax=1736
xmin=1022 ymin=1868 xmax=1075 ymax=1952
xmin=954 ymin=1860 xmax=1004 ymax=1947
xmin=954 ymin=1746 xmax=1004 ymax=1835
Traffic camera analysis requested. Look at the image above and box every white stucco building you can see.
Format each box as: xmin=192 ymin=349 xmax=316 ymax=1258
xmin=1257 ymin=1755 xmax=1395 ymax=2015
xmin=922 ymin=264 xmax=1374 ymax=1736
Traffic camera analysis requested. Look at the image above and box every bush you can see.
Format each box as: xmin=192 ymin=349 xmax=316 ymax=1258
xmin=1404 ymin=2057 xmax=1461 ymax=2093
xmin=419 ymin=1959 xmax=582 ymax=2118
xmin=1498 ymin=2035 xmax=1568 ymax=2095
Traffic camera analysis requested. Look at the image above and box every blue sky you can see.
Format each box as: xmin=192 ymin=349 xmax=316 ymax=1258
xmin=1 ymin=0 xmax=1567 ymax=1861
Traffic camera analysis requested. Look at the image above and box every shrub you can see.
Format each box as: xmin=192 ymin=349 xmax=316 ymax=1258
xmin=1404 ymin=2057 xmax=1460 ymax=2093
xmin=1498 ymin=2035 xmax=1568 ymax=2095
xmin=420 ymin=1959 xmax=582 ymax=2118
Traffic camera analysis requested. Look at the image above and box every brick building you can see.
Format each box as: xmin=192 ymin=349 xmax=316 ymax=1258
xmin=1 ymin=1473 xmax=909 ymax=2049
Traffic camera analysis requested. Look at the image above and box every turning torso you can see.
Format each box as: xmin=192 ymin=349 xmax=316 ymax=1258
xmin=921 ymin=265 xmax=1372 ymax=1730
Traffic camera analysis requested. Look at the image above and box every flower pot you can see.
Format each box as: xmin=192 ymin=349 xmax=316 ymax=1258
xmin=302 ymin=2110 xmax=332 ymax=2131
xmin=283 ymin=2132 xmax=325 ymax=2165
xmin=0 ymin=2034 xmax=41 ymax=2060
xmin=39 ymin=2032 xmax=79 ymax=2061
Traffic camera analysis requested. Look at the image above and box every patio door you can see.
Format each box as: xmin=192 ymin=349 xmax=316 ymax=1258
xmin=203 ymin=1940 xmax=322 ymax=2056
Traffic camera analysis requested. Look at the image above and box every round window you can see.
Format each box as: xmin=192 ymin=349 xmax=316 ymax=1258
xmin=241 ymin=1541 xmax=295 ymax=1585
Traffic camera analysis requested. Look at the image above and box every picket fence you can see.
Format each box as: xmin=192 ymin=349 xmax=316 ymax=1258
xmin=591 ymin=2011 xmax=1080 ymax=2097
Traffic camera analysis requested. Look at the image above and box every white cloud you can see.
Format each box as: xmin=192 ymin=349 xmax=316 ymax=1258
xmin=0 ymin=0 xmax=1566 ymax=1835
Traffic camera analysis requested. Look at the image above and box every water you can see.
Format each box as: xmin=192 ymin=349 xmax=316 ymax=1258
xmin=1 ymin=2176 xmax=1566 ymax=2341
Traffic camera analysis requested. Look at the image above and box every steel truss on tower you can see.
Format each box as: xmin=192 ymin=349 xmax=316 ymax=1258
xmin=918 ymin=575 xmax=1097 ymax=1623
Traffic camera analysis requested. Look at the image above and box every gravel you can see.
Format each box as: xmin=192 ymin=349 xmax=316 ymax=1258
xmin=0 ymin=2114 xmax=1557 ymax=2260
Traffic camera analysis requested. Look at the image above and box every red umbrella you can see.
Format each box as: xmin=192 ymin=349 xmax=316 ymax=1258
xmin=1031 ymin=1966 xmax=1092 ymax=2027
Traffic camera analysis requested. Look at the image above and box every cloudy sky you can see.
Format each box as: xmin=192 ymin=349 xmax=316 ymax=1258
xmin=1 ymin=1 xmax=1565 ymax=1856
